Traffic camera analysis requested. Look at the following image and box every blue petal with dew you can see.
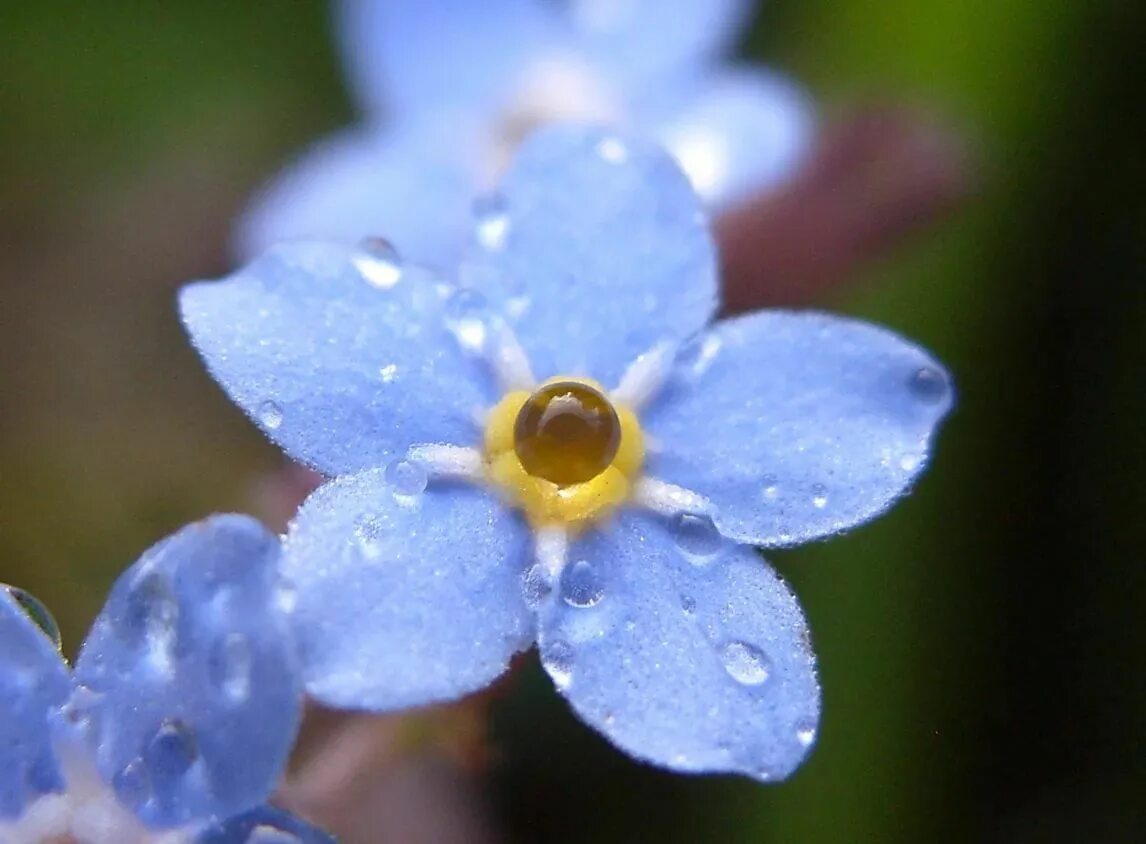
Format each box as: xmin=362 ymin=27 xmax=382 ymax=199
xmin=196 ymin=803 xmax=336 ymax=844
xmin=180 ymin=241 xmax=494 ymax=477
xmin=537 ymin=511 xmax=820 ymax=781
xmin=284 ymin=469 xmax=535 ymax=711
xmin=0 ymin=591 xmax=70 ymax=820
xmin=468 ymin=125 xmax=718 ymax=386
xmin=64 ymin=515 xmax=302 ymax=828
xmin=644 ymin=311 xmax=955 ymax=547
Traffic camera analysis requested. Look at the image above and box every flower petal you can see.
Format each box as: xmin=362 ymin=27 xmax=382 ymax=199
xmin=336 ymin=0 xmax=556 ymax=118
xmin=538 ymin=512 xmax=819 ymax=781
xmin=569 ymin=0 xmax=754 ymax=89
xmin=284 ymin=469 xmax=534 ymax=710
xmin=66 ymin=516 xmax=301 ymax=829
xmin=235 ymin=123 xmax=477 ymax=269
xmin=0 ymin=591 xmax=70 ymax=820
xmin=644 ymin=311 xmax=955 ymax=546
xmin=646 ymin=68 xmax=815 ymax=207
xmin=473 ymin=125 xmax=718 ymax=385
xmin=180 ymin=241 xmax=493 ymax=477
xmin=195 ymin=803 xmax=336 ymax=844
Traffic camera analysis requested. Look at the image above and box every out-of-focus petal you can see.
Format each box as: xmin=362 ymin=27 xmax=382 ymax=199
xmin=284 ymin=469 xmax=534 ymax=711
xmin=644 ymin=311 xmax=954 ymax=546
xmin=538 ymin=512 xmax=819 ymax=780
xmin=646 ymin=68 xmax=815 ymax=207
xmin=336 ymin=0 xmax=557 ymax=118
xmin=66 ymin=516 xmax=301 ymax=829
xmin=235 ymin=123 xmax=477 ymax=270
xmin=195 ymin=803 xmax=336 ymax=844
xmin=180 ymin=241 xmax=493 ymax=477
xmin=568 ymin=0 xmax=754 ymax=90
xmin=471 ymin=125 xmax=717 ymax=385
xmin=0 ymin=591 xmax=70 ymax=820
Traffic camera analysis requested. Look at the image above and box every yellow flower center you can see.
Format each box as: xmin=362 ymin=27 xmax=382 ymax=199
xmin=484 ymin=377 xmax=645 ymax=529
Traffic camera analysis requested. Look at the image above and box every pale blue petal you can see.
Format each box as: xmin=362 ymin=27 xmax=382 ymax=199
xmin=284 ymin=469 xmax=534 ymax=711
xmin=644 ymin=311 xmax=955 ymax=546
xmin=0 ymin=591 xmax=70 ymax=820
xmin=538 ymin=512 xmax=819 ymax=781
xmin=336 ymin=0 xmax=556 ymax=117
xmin=568 ymin=0 xmax=754 ymax=89
xmin=65 ymin=516 xmax=301 ymax=829
xmin=471 ymin=125 xmax=717 ymax=385
xmin=180 ymin=241 xmax=493 ymax=477
xmin=196 ymin=804 xmax=336 ymax=844
xmin=645 ymin=68 xmax=815 ymax=207
xmin=235 ymin=122 xmax=477 ymax=270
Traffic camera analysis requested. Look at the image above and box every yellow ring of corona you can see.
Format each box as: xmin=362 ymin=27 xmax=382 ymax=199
xmin=484 ymin=376 xmax=645 ymax=529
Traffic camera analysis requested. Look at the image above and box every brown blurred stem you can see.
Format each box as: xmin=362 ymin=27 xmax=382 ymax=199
xmin=718 ymin=104 xmax=972 ymax=312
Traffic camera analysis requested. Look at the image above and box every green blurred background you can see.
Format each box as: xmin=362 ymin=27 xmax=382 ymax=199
xmin=1 ymin=1 xmax=1143 ymax=841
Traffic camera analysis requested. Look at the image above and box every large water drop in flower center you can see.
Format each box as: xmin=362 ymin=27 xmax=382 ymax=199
xmin=514 ymin=381 xmax=621 ymax=486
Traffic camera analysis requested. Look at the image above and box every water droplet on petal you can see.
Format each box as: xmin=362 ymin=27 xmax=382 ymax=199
xmin=112 ymin=758 xmax=151 ymax=809
xmin=247 ymin=826 xmax=302 ymax=844
xmin=562 ymin=560 xmax=605 ymax=609
xmin=811 ymin=484 xmax=828 ymax=509
xmin=445 ymin=288 xmax=491 ymax=353
xmin=545 ymin=639 xmax=575 ymax=689
xmin=142 ymin=718 xmax=199 ymax=787
xmin=596 ymin=136 xmax=628 ymax=163
xmin=59 ymin=685 xmax=103 ymax=743
xmin=2 ymin=585 xmax=62 ymax=650
xmin=354 ymin=238 xmax=403 ymax=289
xmin=672 ymin=514 xmax=723 ymax=562
xmin=680 ymin=595 xmax=697 ymax=616
xmin=761 ymin=475 xmax=779 ymax=500
xmin=521 ymin=564 xmax=553 ymax=609
xmin=721 ymin=641 xmax=771 ymax=686
xmin=908 ymin=366 xmax=949 ymax=403
xmin=209 ymin=633 xmax=252 ymax=703
xmin=118 ymin=572 xmax=179 ymax=669
xmin=473 ymin=194 xmax=510 ymax=251
xmin=257 ymin=401 xmax=284 ymax=431
xmin=796 ymin=720 xmax=817 ymax=747
xmin=385 ymin=459 xmax=428 ymax=498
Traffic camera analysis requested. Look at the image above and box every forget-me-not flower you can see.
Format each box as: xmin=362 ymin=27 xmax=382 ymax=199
xmin=0 ymin=516 xmax=333 ymax=844
xmin=182 ymin=125 xmax=953 ymax=782
xmin=238 ymin=0 xmax=812 ymax=267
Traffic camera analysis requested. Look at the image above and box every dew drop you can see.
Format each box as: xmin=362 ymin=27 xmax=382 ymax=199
xmin=811 ymin=484 xmax=828 ymax=509
xmin=257 ymin=401 xmax=284 ymax=431
xmin=247 ymin=826 xmax=302 ymax=844
xmin=112 ymin=758 xmax=151 ymax=809
xmin=354 ymin=238 xmax=403 ymax=289
xmin=908 ymin=366 xmax=948 ymax=403
xmin=721 ymin=641 xmax=771 ymax=686
xmin=2 ymin=584 xmax=62 ymax=650
xmin=119 ymin=572 xmax=179 ymax=665
xmin=473 ymin=194 xmax=510 ymax=251
xmin=680 ymin=595 xmax=697 ymax=616
xmin=520 ymin=564 xmax=553 ymax=609
xmin=762 ymin=475 xmax=779 ymax=501
xmin=385 ymin=459 xmax=428 ymax=498
xmin=796 ymin=720 xmax=817 ymax=747
xmin=142 ymin=718 xmax=199 ymax=786
xmin=545 ymin=639 xmax=575 ymax=689
xmin=561 ymin=560 xmax=605 ymax=609
xmin=59 ymin=685 xmax=103 ymax=743
xmin=445 ymin=288 xmax=490 ymax=352
xmin=209 ymin=633 xmax=252 ymax=702
xmin=672 ymin=513 xmax=723 ymax=562
xmin=597 ymin=136 xmax=628 ymax=163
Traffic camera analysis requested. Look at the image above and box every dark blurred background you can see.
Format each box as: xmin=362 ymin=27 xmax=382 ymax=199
xmin=1 ymin=2 xmax=1143 ymax=842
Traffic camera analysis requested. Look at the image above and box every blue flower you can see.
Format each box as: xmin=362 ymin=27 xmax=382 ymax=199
xmin=0 ymin=516 xmax=334 ymax=844
xmin=182 ymin=126 xmax=953 ymax=782
xmin=237 ymin=0 xmax=812 ymax=267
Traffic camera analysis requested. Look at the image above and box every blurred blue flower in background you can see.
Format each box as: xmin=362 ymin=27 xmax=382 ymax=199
xmin=0 ymin=517 xmax=333 ymax=844
xmin=237 ymin=0 xmax=812 ymax=267
xmin=184 ymin=125 xmax=951 ymax=783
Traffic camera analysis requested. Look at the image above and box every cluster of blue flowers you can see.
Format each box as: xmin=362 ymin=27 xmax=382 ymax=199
xmin=2 ymin=1 xmax=953 ymax=842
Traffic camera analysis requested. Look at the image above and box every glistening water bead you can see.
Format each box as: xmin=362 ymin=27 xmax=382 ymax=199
xmin=2 ymin=583 xmax=62 ymax=650
xmin=514 ymin=381 xmax=621 ymax=486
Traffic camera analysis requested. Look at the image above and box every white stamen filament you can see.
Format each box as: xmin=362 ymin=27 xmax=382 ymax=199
xmin=535 ymin=526 xmax=569 ymax=580
xmin=633 ymin=477 xmax=712 ymax=518
xmin=408 ymin=445 xmax=484 ymax=481
xmin=488 ymin=321 xmax=536 ymax=392
xmin=611 ymin=342 xmax=675 ymax=411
